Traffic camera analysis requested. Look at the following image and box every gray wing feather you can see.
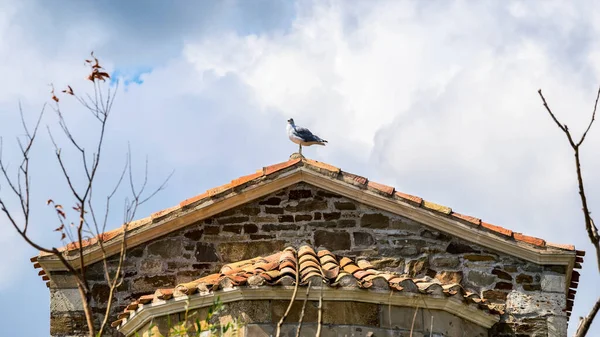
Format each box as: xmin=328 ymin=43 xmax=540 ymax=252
xmin=294 ymin=127 xmax=323 ymax=142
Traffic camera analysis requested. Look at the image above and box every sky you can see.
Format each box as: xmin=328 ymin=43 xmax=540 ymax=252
xmin=0 ymin=0 xmax=599 ymax=335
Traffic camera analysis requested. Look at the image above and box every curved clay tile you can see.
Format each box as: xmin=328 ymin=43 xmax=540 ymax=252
xmin=322 ymin=266 xmax=340 ymax=281
xmin=339 ymin=256 xmax=353 ymax=268
xmin=356 ymin=259 xmax=375 ymax=270
xmin=330 ymin=272 xmax=356 ymax=287
xmin=247 ymin=274 xmax=266 ymax=286
xmin=273 ymin=275 xmax=295 ymax=286
xmin=342 ymin=263 xmax=361 ymax=275
xmin=316 ymin=249 xmax=333 ymax=258
xmin=353 ymin=269 xmax=377 ymax=280
xmin=299 ymin=253 xmax=319 ymax=266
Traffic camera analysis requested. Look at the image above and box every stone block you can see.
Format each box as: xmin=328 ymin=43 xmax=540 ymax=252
xmin=131 ymin=275 xmax=177 ymax=293
xmin=463 ymin=254 xmax=496 ymax=262
xmin=491 ymin=268 xmax=512 ymax=281
xmin=50 ymin=288 xmax=84 ymax=313
xmin=354 ymin=232 xmax=375 ymax=246
xmin=195 ymin=242 xmax=220 ymax=262
xmin=289 ymin=189 xmax=312 ymax=199
xmin=219 ymin=216 xmax=250 ymax=224
xmin=323 ymin=212 xmax=341 ymax=220
xmin=406 ymin=257 xmax=428 ymax=276
xmin=495 ymin=282 xmax=513 ymax=290
xmin=467 ymin=270 xmax=495 ymax=286
xmin=184 ymin=228 xmax=204 ymax=240
xmin=265 ymin=207 xmax=284 ymax=214
xmin=223 ymin=225 xmax=243 ymax=234
xmin=50 ymin=311 xmax=88 ymax=335
xmin=547 ymin=316 xmax=568 ymax=336
xmin=541 ymin=274 xmax=565 ymax=293
xmin=337 ymin=219 xmax=356 ymax=228
xmin=314 ymin=230 xmax=351 ymax=251
xmin=482 ymin=289 xmax=508 ymax=302
xmin=285 ymin=200 xmax=328 ymax=212
xmin=389 ymin=219 xmax=422 ymax=232
xmin=322 ymin=302 xmax=379 ymax=325
xmin=523 ymin=284 xmax=542 ymax=291
xmin=430 ymin=256 xmax=460 ymax=268
xmin=140 ymin=259 xmax=165 ymax=274
xmin=380 ymin=306 xmax=423 ymax=330
xmin=294 ymin=214 xmax=312 ymax=222
xmin=147 ymin=239 xmax=183 ymax=258
xmin=360 ymin=213 xmax=390 ymax=229
xmin=243 ymin=224 xmax=259 ymax=234
xmin=334 ymin=201 xmax=356 ymax=210
xmin=516 ymin=273 xmax=533 ymax=284
xmin=506 ymin=290 xmax=566 ymax=316
xmin=446 ymin=242 xmax=479 ymax=254
xmin=259 ymin=197 xmax=282 ymax=205
xmin=435 ymin=270 xmax=463 ymax=283
xmin=218 ymin=240 xmax=285 ymax=261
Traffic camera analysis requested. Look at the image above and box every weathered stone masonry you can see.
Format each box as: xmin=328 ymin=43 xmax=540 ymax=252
xmin=50 ymin=183 xmax=569 ymax=336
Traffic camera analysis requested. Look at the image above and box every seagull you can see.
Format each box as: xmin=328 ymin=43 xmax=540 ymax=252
xmin=287 ymin=118 xmax=327 ymax=155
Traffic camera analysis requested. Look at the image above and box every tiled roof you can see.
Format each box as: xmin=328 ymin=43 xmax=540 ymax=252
xmin=111 ymin=245 xmax=503 ymax=329
xmin=43 ymin=156 xmax=578 ymax=253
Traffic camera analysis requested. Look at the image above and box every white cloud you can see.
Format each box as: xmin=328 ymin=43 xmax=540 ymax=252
xmin=1 ymin=0 xmax=600 ymax=335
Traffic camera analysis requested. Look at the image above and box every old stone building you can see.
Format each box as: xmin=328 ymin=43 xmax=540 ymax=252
xmin=32 ymin=156 xmax=583 ymax=336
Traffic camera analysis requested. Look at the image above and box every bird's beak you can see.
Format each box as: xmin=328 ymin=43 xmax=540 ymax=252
xmin=287 ymin=119 xmax=292 ymax=123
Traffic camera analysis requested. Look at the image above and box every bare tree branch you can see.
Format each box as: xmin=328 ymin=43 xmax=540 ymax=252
xmin=295 ymin=281 xmax=311 ymax=337
xmin=576 ymin=298 xmax=600 ymax=337
xmin=276 ymin=249 xmax=300 ymax=337
xmin=1 ymin=52 xmax=168 ymax=337
xmin=538 ymin=88 xmax=600 ymax=337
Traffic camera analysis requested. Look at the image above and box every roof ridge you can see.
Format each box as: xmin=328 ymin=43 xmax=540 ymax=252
xmin=41 ymin=154 xmax=577 ymax=254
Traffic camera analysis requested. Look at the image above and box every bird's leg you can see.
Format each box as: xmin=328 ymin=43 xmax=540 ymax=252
xmin=299 ymin=144 xmax=302 ymax=155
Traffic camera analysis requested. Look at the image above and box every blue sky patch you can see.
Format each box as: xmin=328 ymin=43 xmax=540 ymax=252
xmin=110 ymin=67 xmax=153 ymax=88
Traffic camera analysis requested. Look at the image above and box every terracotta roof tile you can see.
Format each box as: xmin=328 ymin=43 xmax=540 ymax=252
xmin=513 ymin=233 xmax=546 ymax=247
xmin=340 ymin=172 xmax=368 ymax=187
xmin=451 ymin=212 xmax=481 ymax=226
xmin=179 ymin=192 xmax=209 ymax=208
xmin=151 ymin=205 xmax=180 ymax=220
xmin=263 ymin=158 xmax=301 ymax=176
xmin=230 ymin=170 xmax=263 ymax=187
xmin=547 ymin=242 xmax=576 ymax=251
xmin=481 ymin=222 xmax=513 ymax=237
xmin=367 ymin=181 xmax=395 ymax=196
xmin=394 ymin=191 xmax=423 ymax=205
xmin=304 ymin=159 xmax=340 ymax=175
xmin=423 ymin=200 xmax=452 ymax=215
xmin=112 ymin=244 xmax=499 ymax=329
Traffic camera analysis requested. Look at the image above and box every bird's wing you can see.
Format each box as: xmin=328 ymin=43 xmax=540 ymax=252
xmin=293 ymin=126 xmax=323 ymax=142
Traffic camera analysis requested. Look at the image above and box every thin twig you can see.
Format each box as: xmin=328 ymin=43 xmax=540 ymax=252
xmin=429 ymin=315 xmax=434 ymax=336
xmin=316 ymin=283 xmax=323 ymax=337
xmin=409 ymin=304 xmax=419 ymax=337
xmin=276 ymin=249 xmax=300 ymax=337
xmin=295 ymin=281 xmax=311 ymax=337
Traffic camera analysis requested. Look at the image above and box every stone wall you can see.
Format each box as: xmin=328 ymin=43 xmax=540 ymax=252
xmin=49 ymin=183 xmax=568 ymax=336
xmin=135 ymin=300 xmax=488 ymax=337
